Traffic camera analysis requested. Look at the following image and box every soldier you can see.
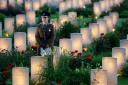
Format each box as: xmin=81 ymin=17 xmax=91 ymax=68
xmin=35 ymin=11 xmax=55 ymax=55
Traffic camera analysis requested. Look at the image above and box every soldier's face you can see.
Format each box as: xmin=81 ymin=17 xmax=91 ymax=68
xmin=41 ymin=16 xmax=48 ymax=23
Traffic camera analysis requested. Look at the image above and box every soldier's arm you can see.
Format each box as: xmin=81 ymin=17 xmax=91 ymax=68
xmin=35 ymin=27 xmax=41 ymax=46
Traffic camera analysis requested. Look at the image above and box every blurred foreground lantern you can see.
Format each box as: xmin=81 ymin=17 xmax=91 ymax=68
xmin=26 ymin=11 xmax=36 ymax=25
xmin=0 ymin=38 xmax=12 ymax=53
xmin=112 ymin=47 xmax=126 ymax=71
xmin=89 ymin=23 xmax=99 ymax=39
xmin=59 ymin=38 xmax=72 ymax=53
xmin=0 ymin=22 xmax=2 ymax=37
xmin=120 ymin=39 xmax=128 ymax=60
xmin=102 ymin=57 xmax=117 ymax=85
xmin=80 ymin=28 xmax=92 ymax=46
xmin=14 ymin=32 xmax=26 ymax=52
xmin=16 ymin=14 xmax=26 ymax=27
xmin=71 ymin=33 xmax=82 ymax=53
xmin=12 ymin=67 xmax=29 ymax=85
xmin=91 ymin=69 xmax=107 ymax=85
xmin=27 ymin=27 xmax=36 ymax=46
xmin=31 ymin=56 xmax=47 ymax=81
xmin=4 ymin=18 xmax=14 ymax=35
xmin=0 ymin=0 xmax=7 ymax=9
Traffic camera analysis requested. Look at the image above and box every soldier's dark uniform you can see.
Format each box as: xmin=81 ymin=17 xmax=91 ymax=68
xmin=35 ymin=23 xmax=55 ymax=55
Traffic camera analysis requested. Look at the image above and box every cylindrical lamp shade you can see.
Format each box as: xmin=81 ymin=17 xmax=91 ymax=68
xmin=26 ymin=11 xmax=36 ymax=25
xmin=27 ymin=27 xmax=36 ymax=46
xmin=17 ymin=0 xmax=23 ymax=5
xmin=91 ymin=69 xmax=107 ymax=85
xmin=25 ymin=1 xmax=32 ymax=11
xmin=0 ymin=0 xmax=7 ymax=9
xmin=33 ymin=0 xmax=40 ymax=11
xmin=120 ymin=40 xmax=128 ymax=60
xmin=112 ymin=47 xmax=126 ymax=71
xmin=4 ymin=18 xmax=14 ymax=35
xmin=14 ymin=32 xmax=26 ymax=52
xmin=71 ymin=33 xmax=82 ymax=53
xmin=94 ymin=2 xmax=101 ymax=17
xmin=110 ymin=12 xmax=119 ymax=26
xmin=59 ymin=38 xmax=72 ymax=53
xmin=97 ymin=20 xmax=107 ymax=35
xmin=102 ymin=57 xmax=117 ymax=85
xmin=31 ymin=56 xmax=47 ymax=81
xmin=68 ymin=12 xmax=77 ymax=21
xmin=0 ymin=22 xmax=2 ymax=37
xmin=0 ymin=38 xmax=12 ymax=53
xmin=89 ymin=23 xmax=99 ymax=39
xmin=12 ymin=67 xmax=29 ymax=85
xmin=59 ymin=15 xmax=69 ymax=24
xmin=16 ymin=14 xmax=26 ymax=27
xmin=8 ymin=0 xmax=16 ymax=7
xmin=80 ymin=28 xmax=92 ymax=46
xmin=104 ymin=16 xmax=114 ymax=32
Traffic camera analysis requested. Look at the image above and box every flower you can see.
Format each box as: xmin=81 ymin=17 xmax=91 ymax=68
xmin=86 ymin=54 xmax=92 ymax=62
xmin=75 ymin=50 xmax=78 ymax=53
xmin=31 ymin=45 xmax=38 ymax=49
xmin=86 ymin=54 xmax=91 ymax=57
xmin=2 ymin=68 xmax=9 ymax=77
xmin=57 ymin=80 xmax=61 ymax=85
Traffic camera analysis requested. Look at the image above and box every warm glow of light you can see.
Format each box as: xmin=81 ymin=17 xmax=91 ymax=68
xmin=94 ymin=2 xmax=101 ymax=17
xmin=26 ymin=11 xmax=36 ymax=25
xmin=25 ymin=1 xmax=32 ymax=11
xmin=0 ymin=0 xmax=7 ymax=9
xmin=16 ymin=14 xmax=26 ymax=27
xmin=97 ymin=20 xmax=107 ymax=35
xmin=33 ymin=1 xmax=40 ymax=11
xmin=68 ymin=12 xmax=77 ymax=21
xmin=59 ymin=15 xmax=69 ymax=24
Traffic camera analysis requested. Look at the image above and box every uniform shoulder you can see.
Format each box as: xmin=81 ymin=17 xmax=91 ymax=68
xmin=37 ymin=23 xmax=42 ymax=28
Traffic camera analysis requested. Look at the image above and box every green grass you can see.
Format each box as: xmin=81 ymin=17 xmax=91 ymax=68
xmin=118 ymin=77 xmax=128 ymax=85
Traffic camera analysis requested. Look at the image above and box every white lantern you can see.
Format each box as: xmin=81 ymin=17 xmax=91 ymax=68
xmin=0 ymin=22 xmax=2 ymax=37
xmin=112 ymin=47 xmax=126 ymax=71
xmin=4 ymin=18 xmax=14 ymax=35
xmin=94 ymin=2 xmax=101 ymax=17
xmin=100 ymin=1 xmax=106 ymax=12
xmin=71 ymin=33 xmax=82 ymax=53
xmin=97 ymin=19 xmax=107 ymax=35
xmin=80 ymin=28 xmax=92 ymax=46
xmin=59 ymin=38 xmax=72 ymax=53
xmin=0 ymin=38 xmax=12 ymax=53
xmin=102 ymin=57 xmax=117 ymax=85
xmin=14 ymin=32 xmax=26 ymax=52
xmin=78 ymin=0 xmax=84 ymax=8
xmin=17 ymin=0 xmax=23 ymax=5
xmin=33 ymin=0 xmax=40 ymax=11
xmin=120 ymin=39 xmax=128 ymax=60
xmin=25 ymin=0 xmax=32 ymax=11
xmin=12 ymin=67 xmax=29 ymax=85
xmin=26 ymin=11 xmax=36 ymax=25
xmin=59 ymin=15 xmax=69 ymax=24
xmin=104 ymin=16 xmax=114 ymax=32
xmin=91 ymin=69 xmax=107 ymax=85
xmin=59 ymin=2 xmax=66 ymax=14
xmin=27 ymin=27 xmax=36 ymax=46
xmin=68 ymin=12 xmax=77 ymax=21
xmin=110 ymin=12 xmax=119 ymax=26
xmin=16 ymin=14 xmax=26 ymax=27
xmin=89 ymin=23 xmax=99 ymax=39
xmin=31 ymin=56 xmax=47 ymax=81
xmin=0 ymin=0 xmax=7 ymax=9
xmin=8 ymin=0 xmax=16 ymax=7
xmin=40 ymin=0 xmax=47 ymax=6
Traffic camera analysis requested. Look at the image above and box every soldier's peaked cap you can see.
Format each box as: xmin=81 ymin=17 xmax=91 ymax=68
xmin=42 ymin=11 xmax=50 ymax=16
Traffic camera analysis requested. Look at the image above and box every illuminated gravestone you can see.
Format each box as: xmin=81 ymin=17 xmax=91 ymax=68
xmin=0 ymin=38 xmax=12 ymax=53
xmin=120 ymin=39 xmax=128 ymax=60
xmin=8 ymin=0 xmax=15 ymax=7
xmin=14 ymin=32 xmax=26 ymax=52
xmin=12 ymin=67 xmax=29 ymax=85
xmin=31 ymin=56 xmax=47 ymax=81
xmin=59 ymin=15 xmax=69 ymax=25
xmin=97 ymin=19 xmax=107 ymax=35
xmin=26 ymin=11 xmax=36 ymax=25
xmin=80 ymin=28 xmax=92 ymax=46
xmin=104 ymin=16 xmax=114 ymax=32
xmin=40 ymin=0 xmax=47 ymax=6
xmin=27 ymin=27 xmax=36 ymax=46
xmin=71 ymin=33 xmax=82 ymax=53
xmin=89 ymin=23 xmax=99 ymax=39
xmin=0 ymin=22 xmax=2 ymax=37
xmin=68 ymin=12 xmax=77 ymax=22
xmin=0 ymin=0 xmax=7 ymax=9
xmin=59 ymin=38 xmax=72 ymax=53
xmin=4 ymin=18 xmax=14 ymax=35
xmin=94 ymin=2 xmax=101 ymax=17
xmin=25 ymin=0 xmax=32 ymax=11
xmin=102 ymin=57 xmax=117 ymax=85
xmin=112 ymin=47 xmax=126 ymax=71
xmin=91 ymin=69 xmax=107 ymax=85
xmin=110 ymin=12 xmax=119 ymax=26
xmin=16 ymin=14 xmax=26 ymax=27
xmin=33 ymin=0 xmax=40 ymax=11
xmin=17 ymin=0 xmax=23 ymax=5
